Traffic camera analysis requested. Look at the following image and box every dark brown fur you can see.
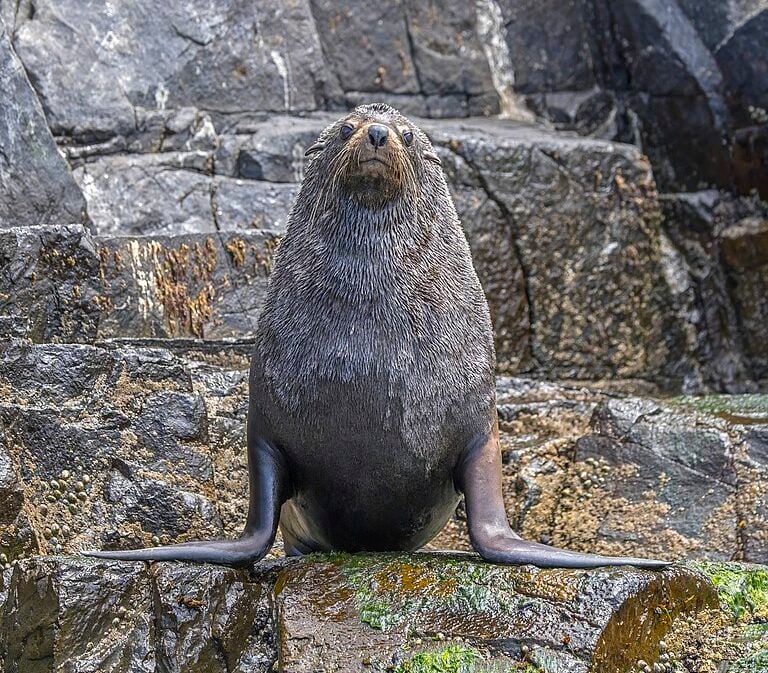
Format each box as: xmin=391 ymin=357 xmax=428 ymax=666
xmin=86 ymin=104 xmax=667 ymax=569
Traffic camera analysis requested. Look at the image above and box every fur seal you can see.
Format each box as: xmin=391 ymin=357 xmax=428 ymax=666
xmin=87 ymin=104 xmax=666 ymax=569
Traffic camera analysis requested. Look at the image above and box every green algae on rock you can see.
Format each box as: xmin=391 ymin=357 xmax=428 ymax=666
xmin=670 ymin=394 xmax=768 ymax=425
xmin=274 ymin=552 xmax=718 ymax=673
xmin=697 ymin=562 xmax=768 ymax=622
xmin=393 ymin=645 xmax=482 ymax=673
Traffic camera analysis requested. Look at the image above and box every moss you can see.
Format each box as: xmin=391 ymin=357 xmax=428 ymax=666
xmin=697 ymin=562 xmax=768 ymax=622
xmin=394 ymin=646 xmax=481 ymax=673
xmin=323 ymin=552 xmax=525 ymax=633
xmin=670 ymin=394 xmax=768 ymax=423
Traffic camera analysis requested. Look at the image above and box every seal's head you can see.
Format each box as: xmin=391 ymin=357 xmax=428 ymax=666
xmin=304 ymin=103 xmax=441 ymax=207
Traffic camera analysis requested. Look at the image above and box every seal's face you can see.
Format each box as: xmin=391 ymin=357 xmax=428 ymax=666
xmin=304 ymin=104 xmax=441 ymax=207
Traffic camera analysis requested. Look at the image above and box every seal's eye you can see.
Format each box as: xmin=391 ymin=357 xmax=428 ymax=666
xmin=402 ymin=130 xmax=414 ymax=146
xmin=340 ymin=123 xmax=354 ymax=140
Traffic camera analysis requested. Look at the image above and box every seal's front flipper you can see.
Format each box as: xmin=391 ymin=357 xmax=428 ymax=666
xmin=83 ymin=438 xmax=289 ymax=567
xmin=455 ymin=425 xmax=670 ymax=570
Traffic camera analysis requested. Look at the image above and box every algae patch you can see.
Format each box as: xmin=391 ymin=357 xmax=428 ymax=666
xmin=393 ymin=645 xmax=538 ymax=673
xmin=670 ymin=394 xmax=768 ymax=424
xmin=394 ymin=646 xmax=482 ymax=673
xmin=697 ymin=562 xmax=768 ymax=621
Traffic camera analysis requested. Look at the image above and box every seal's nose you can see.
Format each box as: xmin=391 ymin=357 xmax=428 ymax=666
xmin=368 ymin=124 xmax=389 ymax=148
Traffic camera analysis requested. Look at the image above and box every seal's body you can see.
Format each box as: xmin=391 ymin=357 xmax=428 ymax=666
xmin=254 ymin=135 xmax=493 ymax=553
xmin=88 ymin=105 xmax=666 ymax=569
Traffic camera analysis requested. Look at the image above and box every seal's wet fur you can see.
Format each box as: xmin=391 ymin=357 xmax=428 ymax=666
xmin=86 ymin=104 xmax=668 ymax=569
xmin=254 ymin=103 xmax=494 ymax=552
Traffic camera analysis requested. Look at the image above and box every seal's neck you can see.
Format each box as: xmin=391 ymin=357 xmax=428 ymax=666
xmin=316 ymin=194 xmax=427 ymax=256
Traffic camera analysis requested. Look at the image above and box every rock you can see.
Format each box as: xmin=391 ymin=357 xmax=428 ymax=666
xmin=0 ymin=16 xmax=88 ymax=228
xmin=3 ymin=554 xmax=767 ymax=672
xmin=716 ymin=9 xmax=768 ymax=128
xmin=276 ymin=552 xmax=717 ymax=672
xmin=659 ymin=191 xmax=756 ymax=392
xmin=562 ymin=398 xmax=739 ymax=561
xmin=0 ymin=341 xmax=226 ymax=560
xmin=9 ymin=0 xmax=337 ymax=141
xmin=1 ymin=557 xmax=155 ymax=673
xmin=97 ymin=229 xmax=280 ymax=340
xmin=0 ymin=225 xmax=102 ymax=343
xmin=430 ymin=118 xmax=686 ymax=383
xmin=0 ymin=557 xmax=276 ymax=672
xmin=608 ymin=0 xmax=732 ymax=193
xmin=0 ymin=224 xmax=281 ymax=343
xmin=152 ymin=563 xmax=275 ymax=672
xmin=535 ymin=394 xmax=768 ymax=564
xmin=721 ymin=216 xmax=768 ymax=382
xmin=497 ymin=0 xmax=602 ymax=95
xmin=73 ymin=151 xmax=298 ymax=237
xmin=309 ymin=1 xmax=501 ymax=117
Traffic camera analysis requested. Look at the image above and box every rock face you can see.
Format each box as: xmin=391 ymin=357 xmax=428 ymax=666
xmin=518 ymin=0 xmax=768 ymax=199
xmin=659 ymin=191 xmax=768 ymax=389
xmin=3 ymin=341 xmax=768 ymax=569
xmin=0 ymin=17 xmax=88 ymax=228
xmin=2 ymin=0 xmax=767 ymax=390
xmin=0 ymin=225 xmax=280 ymax=343
xmin=0 ymin=554 xmax=728 ymax=673
xmin=0 ymin=557 xmax=276 ymax=673
xmin=0 ymin=341 xmax=229 ymax=560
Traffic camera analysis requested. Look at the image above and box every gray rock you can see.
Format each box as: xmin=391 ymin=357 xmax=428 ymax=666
xmin=10 ymin=0 xmax=337 ymax=141
xmin=152 ymin=563 xmax=275 ymax=672
xmin=721 ymin=216 xmax=768 ymax=381
xmin=97 ymin=229 xmax=281 ymax=340
xmin=659 ymin=191 xmax=756 ymax=392
xmin=73 ymin=151 xmax=297 ymax=237
xmin=0 ymin=341 xmax=225 ymax=560
xmin=428 ymin=118 xmax=686 ymax=382
xmin=609 ymin=0 xmax=733 ymax=192
xmin=0 ymin=16 xmax=88 ymax=228
xmin=0 ymin=557 xmax=276 ymax=673
xmin=1 ymin=558 xmax=155 ymax=673
xmin=0 ymin=225 xmax=102 ymax=343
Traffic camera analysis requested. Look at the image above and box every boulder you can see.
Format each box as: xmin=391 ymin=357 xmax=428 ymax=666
xmin=73 ymin=151 xmax=298 ymax=237
xmin=0 ymin=225 xmax=102 ymax=343
xmin=0 ymin=341 xmax=227 ymax=560
xmin=430 ymin=119 xmax=685 ymax=383
xmin=0 ymin=557 xmax=276 ymax=673
xmin=97 ymin=229 xmax=281 ymax=340
xmin=721 ymin=216 xmax=768 ymax=382
xmin=658 ymin=191 xmax=758 ymax=392
xmin=9 ymin=0 xmax=337 ymax=141
xmin=544 ymin=395 xmax=768 ymax=564
xmin=0 ymin=224 xmax=281 ymax=343
xmin=0 ymin=16 xmax=88 ymax=228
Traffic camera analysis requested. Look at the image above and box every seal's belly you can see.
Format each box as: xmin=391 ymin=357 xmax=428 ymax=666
xmin=280 ymin=447 xmax=461 ymax=552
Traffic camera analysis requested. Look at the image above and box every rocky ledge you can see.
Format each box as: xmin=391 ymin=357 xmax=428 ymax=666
xmin=2 ymin=553 xmax=767 ymax=673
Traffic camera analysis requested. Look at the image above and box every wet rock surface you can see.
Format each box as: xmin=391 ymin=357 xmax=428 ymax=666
xmin=0 ymin=557 xmax=276 ymax=673
xmin=276 ymin=553 xmax=716 ymax=673
xmin=1 ymin=554 xmax=766 ymax=673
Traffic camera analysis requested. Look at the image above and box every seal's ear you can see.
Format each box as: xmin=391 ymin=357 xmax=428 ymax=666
xmin=304 ymin=142 xmax=325 ymax=157
xmin=424 ymin=151 xmax=442 ymax=166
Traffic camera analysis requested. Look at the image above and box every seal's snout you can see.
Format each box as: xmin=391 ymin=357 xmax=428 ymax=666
xmin=368 ymin=124 xmax=389 ymax=148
